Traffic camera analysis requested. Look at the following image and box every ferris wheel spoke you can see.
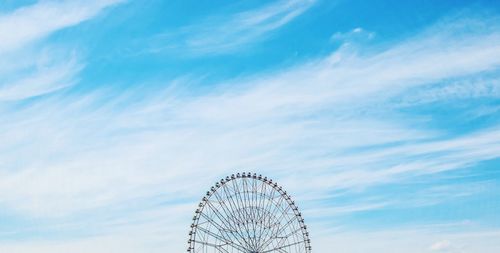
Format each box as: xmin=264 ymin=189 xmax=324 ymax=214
xmin=255 ymin=180 xmax=270 ymax=245
xmin=263 ymin=199 xmax=296 ymax=239
xmin=219 ymin=183 xmax=256 ymax=249
xmin=196 ymin=226 xmax=248 ymax=253
xmin=271 ymin=227 xmax=303 ymax=250
xmin=266 ymin=188 xmax=291 ymax=225
xmin=252 ymin=179 xmax=264 ymax=246
xmin=210 ymin=192 xmax=252 ymax=249
xmin=201 ymin=205 xmax=242 ymax=244
xmin=203 ymin=199 xmax=251 ymax=249
xmin=223 ymin=182 xmax=247 ymax=226
xmin=190 ymin=239 xmax=232 ymax=253
xmin=256 ymin=205 xmax=297 ymax=251
xmin=231 ymin=178 xmax=257 ymax=249
xmin=277 ymin=210 xmax=299 ymax=235
xmin=260 ymin=182 xmax=277 ymax=224
xmin=280 ymin=227 xmax=303 ymax=241
xmin=260 ymin=240 xmax=305 ymax=253
xmin=242 ymin=178 xmax=259 ymax=249
xmin=198 ymin=212 xmax=252 ymax=251
xmin=255 ymin=184 xmax=279 ymax=247
xmin=198 ymin=211 xmax=234 ymax=238
xmin=277 ymin=248 xmax=288 ymax=253
xmin=244 ymin=179 xmax=262 ymax=251
xmin=256 ymin=193 xmax=290 ymax=247
xmin=211 ymin=189 xmax=244 ymax=232
xmin=266 ymin=211 xmax=298 ymax=244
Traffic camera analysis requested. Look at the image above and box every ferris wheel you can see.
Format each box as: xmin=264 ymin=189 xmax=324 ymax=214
xmin=187 ymin=172 xmax=312 ymax=253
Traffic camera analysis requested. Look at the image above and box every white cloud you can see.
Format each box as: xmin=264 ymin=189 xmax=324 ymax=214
xmin=0 ymin=0 xmax=123 ymax=53
xmin=1 ymin=225 xmax=497 ymax=253
xmin=311 ymin=229 xmax=499 ymax=253
xmin=0 ymin=0 xmax=123 ymax=101
xmin=398 ymin=75 xmax=500 ymax=106
xmin=1 ymin=12 xmax=500 ymax=217
xmin=430 ymin=240 xmax=452 ymax=251
xmin=330 ymin=27 xmax=376 ymax=43
xmin=1 ymin=11 xmax=500 ymax=253
xmin=0 ymin=49 xmax=82 ymax=101
xmin=148 ymin=0 xmax=315 ymax=55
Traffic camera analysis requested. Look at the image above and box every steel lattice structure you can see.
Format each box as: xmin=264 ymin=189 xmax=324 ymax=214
xmin=188 ymin=172 xmax=312 ymax=253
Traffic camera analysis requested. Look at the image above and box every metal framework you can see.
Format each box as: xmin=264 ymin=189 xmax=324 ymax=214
xmin=188 ymin=172 xmax=312 ymax=253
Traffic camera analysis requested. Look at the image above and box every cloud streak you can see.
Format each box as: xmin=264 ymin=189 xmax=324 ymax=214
xmin=148 ymin=0 xmax=315 ymax=55
xmin=0 ymin=0 xmax=123 ymax=53
xmin=0 ymin=0 xmax=123 ymax=101
xmin=1 ymin=8 xmax=500 ymax=253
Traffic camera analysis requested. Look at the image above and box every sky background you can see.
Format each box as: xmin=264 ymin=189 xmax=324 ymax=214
xmin=1 ymin=0 xmax=500 ymax=252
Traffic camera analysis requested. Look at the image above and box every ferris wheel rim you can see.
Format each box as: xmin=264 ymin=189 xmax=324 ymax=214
xmin=187 ymin=172 xmax=312 ymax=253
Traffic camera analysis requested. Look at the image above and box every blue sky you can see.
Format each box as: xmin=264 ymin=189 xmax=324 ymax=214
xmin=0 ymin=0 xmax=500 ymax=252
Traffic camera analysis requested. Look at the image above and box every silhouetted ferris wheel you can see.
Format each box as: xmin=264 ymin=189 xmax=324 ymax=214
xmin=188 ymin=172 xmax=312 ymax=253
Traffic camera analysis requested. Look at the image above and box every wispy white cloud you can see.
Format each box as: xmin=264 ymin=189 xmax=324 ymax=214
xmin=330 ymin=27 xmax=376 ymax=44
xmin=0 ymin=49 xmax=82 ymax=101
xmin=2 ymin=12 xmax=500 ymax=216
xmin=147 ymin=0 xmax=315 ymax=55
xmin=430 ymin=240 xmax=452 ymax=251
xmin=1 ymin=11 xmax=500 ymax=253
xmin=288 ymin=126 xmax=500 ymax=198
xmin=398 ymin=75 xmax=500 ymax=106
xmin=2 ymin=221 xmax=497 ymax=253
xmin=0 ymin=0 xmax=123 ymax=101
xmin=312 ymin=228 xmax=500 ymax=253
xmin=0 ymin=0 xmax=123 ymax=53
